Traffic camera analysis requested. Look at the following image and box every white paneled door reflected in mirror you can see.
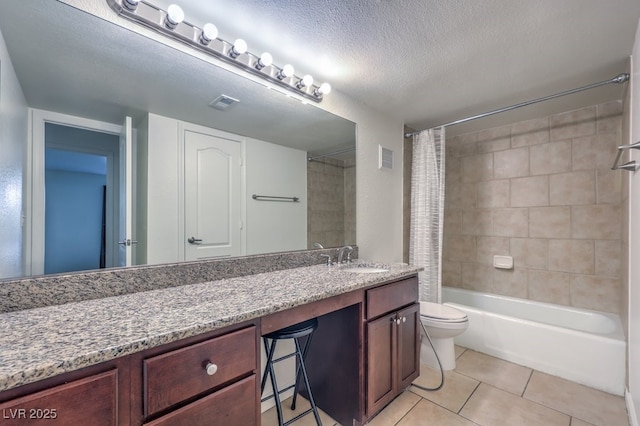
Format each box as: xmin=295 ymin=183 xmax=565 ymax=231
xmin=0 ymin=0 xmax=356 ymax=279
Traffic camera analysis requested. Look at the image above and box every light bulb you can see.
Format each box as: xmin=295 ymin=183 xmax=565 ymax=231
xmin=200 ymin=23 xmax=218 ymax=45
xmin=255 ymin=52 xmax=273 ymax=70
xmin=277 ymin=64 xmax=295 ymax=80
xmin=229 ymin=39 xmax=247 ymax=58
xmin=123 ymin=0 xmax=140 ymax=11
xmin=296 ymin=74 xmax=314 ymax=89
xmin=164 ymin=4 xmax=184 ymax=30
xmin=314 ymin=82 xmax=332 ymax=97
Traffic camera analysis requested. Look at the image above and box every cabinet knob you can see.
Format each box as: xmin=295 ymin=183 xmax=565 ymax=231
xmin=205 ymin=362 xmax=218 ymax=376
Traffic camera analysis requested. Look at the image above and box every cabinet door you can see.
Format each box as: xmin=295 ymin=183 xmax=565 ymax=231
xmin=0 ymin=370 xmax=117 ymax=425
xmin=397 ymin=303 xmax=420 ymax=390
xmin=366 ymin=313 xmax=397 ymax=416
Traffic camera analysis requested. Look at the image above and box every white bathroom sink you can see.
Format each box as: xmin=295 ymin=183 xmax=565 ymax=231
xmin=339 ymin=265 xmax=389 ymax=274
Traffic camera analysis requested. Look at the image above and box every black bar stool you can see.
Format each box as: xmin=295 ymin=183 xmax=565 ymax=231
xmin=261 ymin=318 xmax=322 ymax=426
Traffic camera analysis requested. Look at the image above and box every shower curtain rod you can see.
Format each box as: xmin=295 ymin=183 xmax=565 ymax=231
xmin=404 ymin=73 xmax=629 ymax=138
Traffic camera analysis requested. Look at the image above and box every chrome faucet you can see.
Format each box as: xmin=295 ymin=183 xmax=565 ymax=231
xmin=337 ymin=245 xmax=353 ymax=264
xmin=319 ymin=253 xmax=333 ymax=266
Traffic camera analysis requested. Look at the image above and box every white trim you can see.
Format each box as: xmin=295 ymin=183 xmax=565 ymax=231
xmin=628 ymin=388 xmax=639 ymax=426
xmin=27 ymin=108 xmax=122 ymax=276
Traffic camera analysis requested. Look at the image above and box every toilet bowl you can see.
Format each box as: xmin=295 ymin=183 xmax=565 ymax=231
xmin=419 ymin=301 xmax=469 ymax=370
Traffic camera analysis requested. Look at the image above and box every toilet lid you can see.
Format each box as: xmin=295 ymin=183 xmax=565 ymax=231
xmin=420 ymin=301 xmax=467 ymax=322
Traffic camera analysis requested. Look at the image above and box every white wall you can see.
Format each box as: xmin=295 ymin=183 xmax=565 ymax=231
xmin=628 ymin=18 xmax=640 ymax=426
xmin=63 ymin=0 xmax=406 ymax=264
xmin=245 ymin=138 xmax=307 ymax=255
xmin=0 ymin=27 xmax=27 ymax=278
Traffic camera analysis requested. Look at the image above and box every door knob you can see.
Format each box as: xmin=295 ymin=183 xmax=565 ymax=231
xmin=188 ymin=237 xmax=203 ymax=245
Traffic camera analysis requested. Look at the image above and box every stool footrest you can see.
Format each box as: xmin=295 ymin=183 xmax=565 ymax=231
xmin=260 ymin=383 xmax=297 ymax=402
xmin=272 ymin=352 xmax=297 ymax=363
xmin=283 ymin=408 xmax=315 ymax=426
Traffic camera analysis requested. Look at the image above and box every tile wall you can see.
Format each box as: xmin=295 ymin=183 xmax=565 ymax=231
xmin=307 ymin=157 xmax=356 ymax=248
xmin=443 ymin=102 xmax=624 ymax=314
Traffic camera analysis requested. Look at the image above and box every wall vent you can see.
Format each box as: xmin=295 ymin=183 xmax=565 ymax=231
xmin=379 ymin=145 xmax=394 ymax=170
xmin=209 ymin=94 xmax=240 ymax=111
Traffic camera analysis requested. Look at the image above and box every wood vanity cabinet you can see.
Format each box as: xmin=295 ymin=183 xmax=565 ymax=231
xmin=133 ymin=324 xmax=259 ymax=425
xmin=365 ymin=277 xmax=420 ymax=417
xmin=0 ymin=322 xmax=259 ymax=426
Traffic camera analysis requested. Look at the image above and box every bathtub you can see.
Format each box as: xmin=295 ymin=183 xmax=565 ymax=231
xmin=442 ymin=287 xmax=626 ymax=396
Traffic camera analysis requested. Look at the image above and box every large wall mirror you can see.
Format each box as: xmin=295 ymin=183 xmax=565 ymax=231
xmin=0 ymin=0 xmax=356 ymax=280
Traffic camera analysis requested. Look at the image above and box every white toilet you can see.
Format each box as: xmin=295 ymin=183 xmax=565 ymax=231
xmin=419 ymin=301 xmax=469 ymax=370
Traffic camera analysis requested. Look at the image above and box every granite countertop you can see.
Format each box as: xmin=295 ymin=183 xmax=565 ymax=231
xmin=0 ymin=262 xmax=419 ymax=393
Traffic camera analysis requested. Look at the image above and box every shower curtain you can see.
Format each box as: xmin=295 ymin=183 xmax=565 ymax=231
xmin=409 ymin=127 xmax=446 ymax=303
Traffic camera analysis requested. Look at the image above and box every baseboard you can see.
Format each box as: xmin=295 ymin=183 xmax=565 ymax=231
xmin=627 ymin=388 xmax=639 ymax=426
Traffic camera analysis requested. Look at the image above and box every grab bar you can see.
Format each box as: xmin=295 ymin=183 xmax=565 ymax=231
xmin=611 ymin=141 xmax=640 ymax=172
xmin=252 ymin=194 xmax=299 ymax=202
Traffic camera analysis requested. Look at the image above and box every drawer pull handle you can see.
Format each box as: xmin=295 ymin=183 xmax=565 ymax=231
xmin=205 ymin=362 xmax=218 ymax=376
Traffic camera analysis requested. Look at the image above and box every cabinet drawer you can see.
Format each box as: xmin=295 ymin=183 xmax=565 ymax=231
xmin=144 ymin=326 xmax=256 ymax=417
xmin=366 ymin=277 xmax=418 ymax=319
xmin=0 ymin=370 xmax=117 ymax=425
xmin=144 ymin=375 xmax=257 ymax=426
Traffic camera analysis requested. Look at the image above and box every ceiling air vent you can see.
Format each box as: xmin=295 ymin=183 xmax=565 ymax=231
xmin=379 ymin=145 xmax=394 ymax=170
xmin=209 ymin=94 xmax=240 ymax=111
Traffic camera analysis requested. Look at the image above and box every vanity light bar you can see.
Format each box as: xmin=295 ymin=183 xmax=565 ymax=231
xmin=106 ymin=0 xmax=330 ymax=102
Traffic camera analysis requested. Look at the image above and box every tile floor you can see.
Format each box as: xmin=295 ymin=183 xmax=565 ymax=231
xmin=262 ymin=346 xmax=629 ymax=426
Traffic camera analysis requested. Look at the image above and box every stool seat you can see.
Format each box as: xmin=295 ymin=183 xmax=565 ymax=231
xmin=265 ymin=318 xmax=318 ymax=340
xmin=261 ymin=318 xmax=322 ymax=426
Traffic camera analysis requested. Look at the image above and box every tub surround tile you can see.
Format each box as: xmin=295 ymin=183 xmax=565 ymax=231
xmin=571 ymin=134 xmax=618 ymax=171
xmin=596 ymin=169 xmax=622 ymax=205
xmin=510 ymin=175 xmax=549 ymax=207
xmin=510 ymin=238 xmax=548 ymax=270
xmin=447 ymin=133 xmax=478 ymax=158
xmin=410 ymin=364 xmax=479 ymax=413
xmin=529 ymin=207 xmax=571 ymax=239
xmin=530 ymin=140 xmax=572 ymax=176
xmin=462 ymin=153 xmax=493 ymax=183
xmin=461 ymin=264 xmax=493 ymax=292
xmin=548 ymin=239 xmax=594 ymax=275
xmin=596 ymin=101 xmax=623 ymax=134
xmin=493 ymin=147 xmax=530 ymax=179
xmin=477 ymin=180 xmax=510 ymax=208
xmin=511 ymin=117 xmax=550 ymax=148
xmin=523 ymin=371 xmax=628 ymax=426
xmin=550 ymin=106 xmax=596 ymax=141
xmin=461 ymin=383 xmax=571 ymax=426
xmin=477 ymin=125 xmax=511 ymax=153
xmin=492 ymin=268 xmax=528 ymax=299
xmin=527 ymin=270 xmax=571 ymax=305
xmin=570 ymin=275 xmax=621 ymax=314
xmin=571 ymin=204 xmax=622 ymax=240
xmin=594 ymin=240 xmax=622 ymax=278
xmin=445 ymin=236 xmax=477 ymax=262
xmin=492 ymin=208 xmax=529 ymax=237
xmin=476 ymin=237 xmax=509 ymax=265
xmin=462 ymin=209 xmax=493 ymax=235
xmin=571 ymin=418 xmax=596 ymax=426
xmin=442 ymin=261 xmax=462 ymax=287
xmin=549 ymin=171 xmax=596 ymax=206
xmin=0 ymin=261 xmax=419 ymax=392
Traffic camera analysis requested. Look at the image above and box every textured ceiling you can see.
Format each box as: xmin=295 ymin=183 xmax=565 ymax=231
xmin=153 ymin=0 xmax=640 ymax=135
